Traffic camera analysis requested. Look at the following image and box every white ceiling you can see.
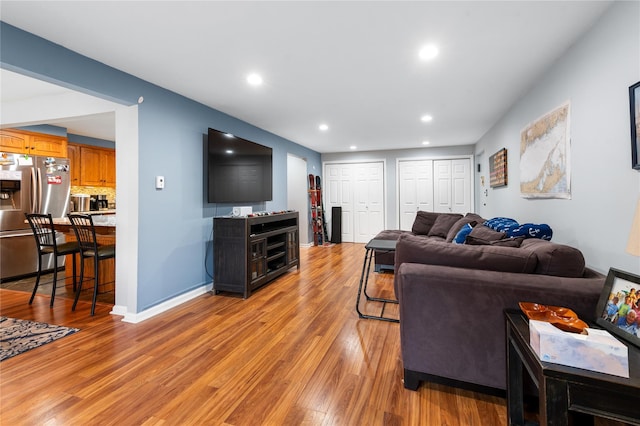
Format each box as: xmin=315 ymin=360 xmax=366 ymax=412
xmin=0 ymin=1 xmax=612 ymax=153
xmin=1 ymin=69 xmax=117 ymax=141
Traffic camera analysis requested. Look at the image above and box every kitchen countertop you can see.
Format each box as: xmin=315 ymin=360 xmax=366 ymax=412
xmin=75 ymin=209 xmax=117 ymax=215
xmin=52 ymin=215 xmax=116 ymax=227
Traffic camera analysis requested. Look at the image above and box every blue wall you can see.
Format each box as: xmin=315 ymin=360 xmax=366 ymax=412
xmin=18 ymin=124 xmax=67 ymax=137
xmin=19 ymin=124 xmax=116 ymax=148
xmin=68 ymin=134 xmax=115 ymax=149
xmin=1 ymin=22 xmax=321 ymax=311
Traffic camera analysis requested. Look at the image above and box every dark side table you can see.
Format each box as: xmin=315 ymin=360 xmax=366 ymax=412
xmin=505 ymin=310 xmax=640 ymax=425
xmin=355 ymin=239 xmax=398 ymax=323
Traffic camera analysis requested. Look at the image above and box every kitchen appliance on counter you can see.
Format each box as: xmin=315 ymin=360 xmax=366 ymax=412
xmin=0 ymin=153 xmax=71 ymax=281
xmin=71 ymin=194 xmax=90 ymax=212
xmin=90 ymin=194 xmax=109 ymax=211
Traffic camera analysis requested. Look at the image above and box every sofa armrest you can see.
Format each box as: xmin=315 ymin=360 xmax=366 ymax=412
xmin=394 ymin=263 xmax=605 ymax=390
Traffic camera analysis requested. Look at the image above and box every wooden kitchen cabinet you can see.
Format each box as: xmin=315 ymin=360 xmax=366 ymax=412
xmin=79 ymin=146 xmax=116 ymax=187
xmin=67 ymin=143 xmax=81 ymax=186
xmin=0 ymin=129 xmax=67 ymax=157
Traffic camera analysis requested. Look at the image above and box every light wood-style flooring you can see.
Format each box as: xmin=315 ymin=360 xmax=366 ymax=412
xmin=0 ymin=243 xmax=510 ymax=425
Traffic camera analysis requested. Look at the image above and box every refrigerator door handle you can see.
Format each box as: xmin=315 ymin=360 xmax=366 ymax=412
xmin=30 ymin=167 xmax=38 ymax=214
xmin=36 ymin=167 xmax=42 ymax=213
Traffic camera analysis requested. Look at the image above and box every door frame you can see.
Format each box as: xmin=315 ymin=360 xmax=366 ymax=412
xmin=286 ymin=153 xmax=309 ymax=245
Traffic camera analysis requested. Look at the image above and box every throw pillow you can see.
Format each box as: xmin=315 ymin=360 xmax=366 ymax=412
xmin=445 ymin=213 xmax=483 ymax=242
xmin=464 ymin=225 xmax=506 ymax=245
xmin=453 ymin=223 xmax=474 ymax=244
xmin=427 ymin=213 xmax=464 ymax=238
xmin=411 ymin=211 xmax=440 ymax=235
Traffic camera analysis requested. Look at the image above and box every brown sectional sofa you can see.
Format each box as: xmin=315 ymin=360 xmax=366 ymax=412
xmin=377 ymin=212 xmax=606 ymax=393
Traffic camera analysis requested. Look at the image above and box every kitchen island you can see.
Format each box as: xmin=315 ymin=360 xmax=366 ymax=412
xmin=52 ymin=215 xmax=116 ymax=294
xmin=52 ymin=214 xmax=116 ymax=235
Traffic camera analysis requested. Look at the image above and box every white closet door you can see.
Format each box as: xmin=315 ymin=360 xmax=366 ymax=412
xmin=354 ymin=162 xmax=384 ymax=243
xmin=451 ymin=159 xmax=471 ymax=213
xmin=433 ymin=159 xmax=471 ymax=213
xmin=325 ymin=161 xmax=385 ymax=243
xmin=325 ymin=163 xmax=354 ymax=243
xmin=433 ymin=160 xmax=453 ymax=213
xmin=398 ymin=160 xmax=433 ymax=230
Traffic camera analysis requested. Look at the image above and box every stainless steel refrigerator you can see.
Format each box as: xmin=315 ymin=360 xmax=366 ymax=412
xmin=0 ymin=153 xmax=71 ymax=281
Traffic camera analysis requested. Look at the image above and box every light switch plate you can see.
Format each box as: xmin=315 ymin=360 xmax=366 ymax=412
xmin=155 ymin=175 xmax=165 ymax=189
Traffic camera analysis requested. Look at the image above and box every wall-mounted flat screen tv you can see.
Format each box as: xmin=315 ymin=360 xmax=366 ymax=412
xmin=207 ymin=127 xmax=273 ymax=203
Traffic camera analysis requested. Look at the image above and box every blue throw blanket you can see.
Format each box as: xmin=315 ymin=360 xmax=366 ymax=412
xmin=483 ymin=217 xmax=553 ymax=241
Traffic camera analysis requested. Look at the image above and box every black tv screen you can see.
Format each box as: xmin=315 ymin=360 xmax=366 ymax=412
xmin=207 ymin=128 xmax=273 ymax=203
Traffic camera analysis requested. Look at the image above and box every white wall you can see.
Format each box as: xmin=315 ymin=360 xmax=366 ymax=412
xmin=475 ymin=1 xmax=640 ymax=274
xmin=287 ymin=154 xmax=309 ymax=245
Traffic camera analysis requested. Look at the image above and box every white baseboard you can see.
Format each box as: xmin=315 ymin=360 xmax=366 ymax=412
xmin=114 ymin=283 xmax=213 ymax=323
xmin=110 ymin=305 xmax=127 ymax=316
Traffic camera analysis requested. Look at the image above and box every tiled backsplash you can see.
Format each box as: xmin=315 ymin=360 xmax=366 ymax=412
xmin=71 ymin=186 xmax=116 ymax=206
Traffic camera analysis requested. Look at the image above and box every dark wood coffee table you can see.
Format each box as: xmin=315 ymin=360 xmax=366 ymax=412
xmin=505 ymin=309 xmax=640 ymax=425
xmin=355 ymin=239 xmax=399 ymax=323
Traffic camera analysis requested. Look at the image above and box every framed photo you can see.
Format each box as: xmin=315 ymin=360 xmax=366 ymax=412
xmin=595 ymin=268 xmax=640 ymax=348
xmin=630 ymin=81 xmax=640 ymax=170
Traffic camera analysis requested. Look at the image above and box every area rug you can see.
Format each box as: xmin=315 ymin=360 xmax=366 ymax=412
xmin=0 ymin=316 xmax=79 ymax=361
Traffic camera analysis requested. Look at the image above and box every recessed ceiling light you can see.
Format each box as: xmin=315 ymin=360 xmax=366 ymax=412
xmin=421 ymin=115 xmax=433 ymax=123
xmin=419 ymin=44 xmax=439 ymax=61
xmin=319 ymin=123 xmax=329 ymax=131
xmin=350 ymin=145 xmax=357 ymax=150
xmin=225 ymin=149 xmax=234 ymax=154
xmin=422 ymin=141 xmax=430 ymax=145
xmin=246 ymin=73 xmax=263 ymax=86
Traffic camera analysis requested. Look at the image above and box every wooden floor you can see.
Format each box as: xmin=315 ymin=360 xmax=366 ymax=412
xmin=0 ymin=243 xmax=508 ymax=425
xmin=0 ymin=269 xmax=115 ymax=305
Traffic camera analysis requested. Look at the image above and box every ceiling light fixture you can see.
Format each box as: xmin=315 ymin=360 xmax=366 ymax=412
xmin=422 ymin=141 xmax=430 ymax=146
xmin=246 ymin=73 xmax=263 ymax=86
xmin=421 ymin=114 xmax=433 ymax=123
xmin=419 ymin=44 xmax=439 ymax=61
xmin=350 ymin=145 xmax=357 ymax=150
xmin=319 ymin=124 xmax=329 ymax=131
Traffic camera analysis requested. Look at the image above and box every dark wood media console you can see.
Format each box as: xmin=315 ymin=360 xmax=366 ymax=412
xmin=213 ymin=212 xmax=300 ymax=298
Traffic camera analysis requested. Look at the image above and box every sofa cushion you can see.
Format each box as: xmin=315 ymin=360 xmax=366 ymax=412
xmin=520 ymin=239 xmax=585 ymax=278
xmin=374 ymin=229 xmax=410 ymax=241
xmin=412 ymin=211 xmax=440 ymax=235
xmin=427 ymin=213 xmax=463 ymax=238
xmin=445 ymin=213 xmax=484 ymax=242
xmin=395 ymin=233 xmax=538 ymax=274
xmin=464 ymin=225 xmax=506 ymax=244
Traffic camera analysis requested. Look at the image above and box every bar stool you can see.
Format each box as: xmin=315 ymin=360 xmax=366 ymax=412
xmin=68 ymin=214 xmax=116 ymax=316
xmin=25 ymin=213 xmax=80 ymax=307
